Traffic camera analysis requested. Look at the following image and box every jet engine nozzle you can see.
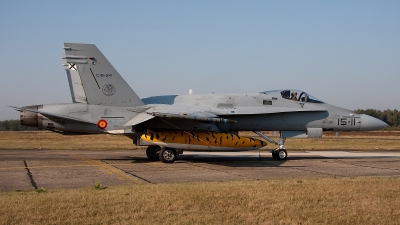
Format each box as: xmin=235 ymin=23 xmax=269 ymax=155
xmin=20 ymin=105 xmax=42 ymax=128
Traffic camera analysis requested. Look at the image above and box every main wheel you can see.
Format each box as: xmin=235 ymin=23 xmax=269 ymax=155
xmin=272 ymin=151 xmax=279 ymax=160
xmin=146 ymin=146 xmax=161 ymax=161
xmin=159 ymin=148 xmax=177 ymax=163
xmin=272 ymin=149 xmax=288 ymax=160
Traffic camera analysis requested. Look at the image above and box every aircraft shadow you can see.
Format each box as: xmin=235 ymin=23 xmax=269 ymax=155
xmin=102 ymin=154 xmax=394 ymax=168
xmin=175 ymin=155 xmax=331 ymax=167
xmin=103 ymin=155 xmax=332 ymax=168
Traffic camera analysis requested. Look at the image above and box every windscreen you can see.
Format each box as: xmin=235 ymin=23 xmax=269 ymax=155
xmin=261 ymin=90 xmax=324 ymax=103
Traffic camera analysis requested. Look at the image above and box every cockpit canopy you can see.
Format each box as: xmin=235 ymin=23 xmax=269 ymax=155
xmin=260 ymin=90 xmax=324 ymax=104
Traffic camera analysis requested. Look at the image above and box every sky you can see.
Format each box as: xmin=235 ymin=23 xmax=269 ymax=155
xmin=0 ymin=1 xmax=399 ymax=120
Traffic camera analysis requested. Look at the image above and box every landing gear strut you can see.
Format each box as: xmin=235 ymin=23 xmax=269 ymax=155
xmin=254 ymin=131 xmax=288 ymax=160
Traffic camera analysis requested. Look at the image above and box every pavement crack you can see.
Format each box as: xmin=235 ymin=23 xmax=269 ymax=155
xmin=23 ymin=160 xmax=38 ymax=190
xmin=100 ymin=160 xmax=153 ymax=184
xmin=60 ymin=151 xmax=149 ymax=185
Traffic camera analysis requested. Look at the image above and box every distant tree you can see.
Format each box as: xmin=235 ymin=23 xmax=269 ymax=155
xmin=355 ymin=109 xmax=400 ymax=127
xmin=385 ymin=109 xmax=399 ymax=127
xmin=2 ymin=120 xmax=10 ymax=131
xmin=0 ymin=120 xmax=40 ymax=131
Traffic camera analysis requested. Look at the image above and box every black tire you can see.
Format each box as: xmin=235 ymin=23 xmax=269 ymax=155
xmin=159 ymin=148 xmax=177 ymax=163
xmin=272 ymin=151 xmax=279 ymax=160
xmin=272 ymin=149 xmax=288 ymax=160
xmin=146 ymin=146 xmax=161 ymax=161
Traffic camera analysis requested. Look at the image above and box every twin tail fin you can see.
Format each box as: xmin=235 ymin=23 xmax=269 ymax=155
xmin=63 ymin=43 xmax=144 ymax=107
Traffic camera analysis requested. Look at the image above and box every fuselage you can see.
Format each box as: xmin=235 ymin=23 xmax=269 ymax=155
xmin=20 ymin=91 xmax=387 ymax=135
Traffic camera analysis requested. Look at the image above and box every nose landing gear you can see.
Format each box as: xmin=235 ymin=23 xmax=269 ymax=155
xmin=272 ymin=148 xmax=288 ymax=160
xmin=254 ymin=131 xmax=288 ymax=160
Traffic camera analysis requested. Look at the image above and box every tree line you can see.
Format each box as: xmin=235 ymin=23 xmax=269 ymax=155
xmin=0 ymin=109 xmax=399 ymax=131
xmin=355 ymin=109 xmax=400 ymax=127
xmin=0 ymin=120 xmax=40 ymax=131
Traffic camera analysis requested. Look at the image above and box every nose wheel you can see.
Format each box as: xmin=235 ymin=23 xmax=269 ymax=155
xmin=253 ymin=131 xmax=289 ymax=161
xmin=272 ymin=149 xmax=287 ymax=160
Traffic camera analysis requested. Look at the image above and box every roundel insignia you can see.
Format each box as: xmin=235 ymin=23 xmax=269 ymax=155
xmin=97 ymin=119 xmax=108 ymax=129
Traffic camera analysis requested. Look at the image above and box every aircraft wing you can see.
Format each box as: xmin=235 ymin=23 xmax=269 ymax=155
xmin=146 ymin=104 xmax=326 ymax=117
xmin=212 ymin=106 xmax=327 ymax=115
xmin=9 ymin=106 xmax=95 ymax=124
xmin=125 ymin=104 xmax=326 ymax=127
xmin=145 ymin=106 xmax=237 ymax=123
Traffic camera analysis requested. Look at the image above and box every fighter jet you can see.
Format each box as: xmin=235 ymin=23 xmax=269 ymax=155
xmin=11 ymin=43 xmax=389 ymax=163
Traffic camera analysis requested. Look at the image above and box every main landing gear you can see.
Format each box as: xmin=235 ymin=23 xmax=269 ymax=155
xmin=159 ymin=148 xmax=177 ymax=163
xmin=146 ymin=146 xmax=182 ymax=163
xmin=146 ymin=145 xmax=161 ymax=161
xmin=254 ymin=131 xmax=288 ymax=160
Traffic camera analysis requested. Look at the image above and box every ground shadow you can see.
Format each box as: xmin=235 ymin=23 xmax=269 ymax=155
xmin=102 ymin=153 xmax=396 ymax=168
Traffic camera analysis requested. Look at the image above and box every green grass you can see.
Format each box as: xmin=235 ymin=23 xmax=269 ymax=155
xmin=0 ymin=131 xmax=143 ymax=150
xmin=1 ymin=131 xmax=399 ymax=150
xmin=0 ymin=177 xmax=399 ymax=224
xmin=94 ymin=182 xmax=107 ymax=190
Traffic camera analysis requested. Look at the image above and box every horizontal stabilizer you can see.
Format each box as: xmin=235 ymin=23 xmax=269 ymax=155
xmin=8 ymin=106 xmax=95 ymax=124
xmin=124 ymin=112 xmax=155 ymax=127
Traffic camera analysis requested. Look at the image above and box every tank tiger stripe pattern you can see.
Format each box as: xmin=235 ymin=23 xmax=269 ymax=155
xmin=141 ymin=130 xmax=267 ymax=148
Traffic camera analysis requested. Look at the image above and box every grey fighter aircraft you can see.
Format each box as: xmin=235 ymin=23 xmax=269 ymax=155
xmin=11 ymin=43 xmax=389 ymax=163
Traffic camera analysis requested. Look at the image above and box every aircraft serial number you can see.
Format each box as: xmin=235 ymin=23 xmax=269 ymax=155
xmin=338 ymin=118 xmax=356 ymax=126
xmin=96 ymin=74 xmax=112 ymax=77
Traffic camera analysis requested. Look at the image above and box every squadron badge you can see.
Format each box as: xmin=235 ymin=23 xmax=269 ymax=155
xmin=102 ymin=84 xmax=116 ymax=96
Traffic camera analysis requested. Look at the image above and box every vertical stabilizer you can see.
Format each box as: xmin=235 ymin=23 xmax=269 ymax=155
xmin=63 ymin=43 xmax=144 ymax=107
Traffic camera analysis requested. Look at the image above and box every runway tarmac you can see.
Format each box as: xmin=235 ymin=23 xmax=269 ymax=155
xmin=1 ymin=149 xmax=400 ymax=191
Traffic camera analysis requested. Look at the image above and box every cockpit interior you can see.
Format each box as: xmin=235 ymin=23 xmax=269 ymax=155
xmin=261 ymin=90 xmax=324 ymax=104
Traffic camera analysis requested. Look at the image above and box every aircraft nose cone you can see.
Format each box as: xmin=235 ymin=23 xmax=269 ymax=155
xmin=359 ymin=114 xmax=389 ymax=131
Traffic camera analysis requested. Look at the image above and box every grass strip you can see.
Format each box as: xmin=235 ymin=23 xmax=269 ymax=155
xmin=0 ymin=177 xmax=399 ymax=224
xmin=1 ymin=131 xmax=399 ymax=150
